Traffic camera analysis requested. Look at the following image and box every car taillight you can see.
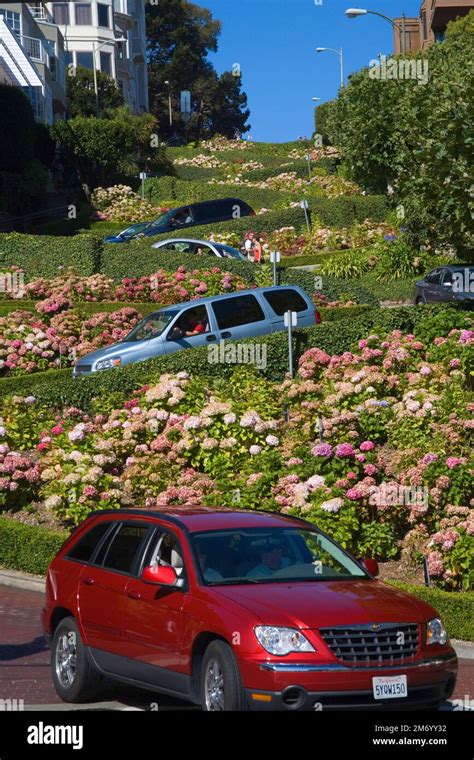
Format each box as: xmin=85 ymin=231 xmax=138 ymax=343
xmin=315 ymin=309 xmax=322 ymax=324
xmin=249 ymin=210 xmax=256 ymax=216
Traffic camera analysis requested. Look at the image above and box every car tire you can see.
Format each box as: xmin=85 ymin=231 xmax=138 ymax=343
xmin=415 ymin=297 xmax=424 ymax=305
xmin=51 ymin=617 xmax=103 ymax=703
xmin=200 ymin=640 xmax=247 ymax=711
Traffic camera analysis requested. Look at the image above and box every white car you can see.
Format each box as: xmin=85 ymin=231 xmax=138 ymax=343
xmin=151 ymin=238 xmax=246 ymax=261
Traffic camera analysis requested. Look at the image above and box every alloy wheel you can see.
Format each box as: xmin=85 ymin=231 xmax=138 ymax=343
xmin=204 ymin=658 xmax=225 ymax=710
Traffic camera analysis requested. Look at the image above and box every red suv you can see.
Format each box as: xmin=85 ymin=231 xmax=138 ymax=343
xmin=42 ymin=508 xmax=457 ymax=711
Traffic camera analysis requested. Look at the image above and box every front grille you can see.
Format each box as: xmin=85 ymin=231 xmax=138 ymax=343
xmin=74 ymin=365 xmax=92 ymax=375
xmin=319 ymin=623 xmax=419 ymax=665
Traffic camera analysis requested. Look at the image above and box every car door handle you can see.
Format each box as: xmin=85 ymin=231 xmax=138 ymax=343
xmin=82 ymin=577 xmax=95 ymax=586
xmin=127 ymin=591 xmax=141 ymax=600
xmin=206 ymin=334 xmax=217 ymax=341
xmin=220 ymin=331 xmax=232 ymax=339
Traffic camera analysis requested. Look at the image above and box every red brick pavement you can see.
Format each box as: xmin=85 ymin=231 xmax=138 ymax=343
xmin=0 ymin=584 xmax=472 ymax=708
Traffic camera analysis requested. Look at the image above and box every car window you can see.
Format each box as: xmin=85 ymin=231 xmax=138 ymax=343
xmin=66 ymin=522 xmax=112 ymax=563
xmin=262 ymin=288 xmax=308 ymax=315
xmin=425 ymin=269 xmax=441 ymax=285
xmin=441 ymin=269 xmax=452 ymax=285
xmin=142 ymin=530 xmax=186 ymax=584
xmin=101 ymin=524 xmax=151 ymax=574
xmin=212 ymin=295 xmax=265 ymax=329
xmin=192 ymin=202 xmax=218 ymax=223
xmin=170 ymin=207 xmax=194 ymax=227
xmin=193 ymin=244 xmax=213 ymax=255
xmin=167 ymin=305 xmax=209 ymax=339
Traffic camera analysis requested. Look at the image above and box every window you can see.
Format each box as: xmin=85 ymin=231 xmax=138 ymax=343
xmin=263 ymin=288 xmax=308 ymax=316
xmin=101 ymin=523 xmax=150 ymax=573
xmin=75 ymin=3 xmax=92 ymax=25
xmin=4 ymin=10 xmax=21 ymax=35
xmin=212 ymin=295 xmax=265 ymax=330
xmin=100 ymin=51 xmax=112 ymax=75
xmin=425 ymin=270 xmax=441 ymax=285
xmin=434 ymin=30 xmax=445 ymax=43
xmin=76 ymin=51 xmax=94 ymax=70
xmin=53 ymin=3 xmax=69 ymax=25
xmin=67 ymin=522 xmax=112 ymax=563
xmin=168 ymin=305 xmax=209 ymax=339
xmin=97 ymin=3 xmax=110 ymax=27
xmin=142 ymin=531 xmax=186 ymax=582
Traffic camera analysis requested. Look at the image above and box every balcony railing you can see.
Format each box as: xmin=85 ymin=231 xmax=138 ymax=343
xmin=28 ymin=4 xmax=55 ymax=24
xmin=19 ymin=34 xmax=47 ymax=63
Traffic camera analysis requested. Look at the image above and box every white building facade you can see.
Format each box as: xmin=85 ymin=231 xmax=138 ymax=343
xmin=46 ymin=0 xmax=148 ymax=113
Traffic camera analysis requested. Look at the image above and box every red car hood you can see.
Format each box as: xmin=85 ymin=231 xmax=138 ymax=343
xmin=212 ymin=580 xmax=436 ymax=629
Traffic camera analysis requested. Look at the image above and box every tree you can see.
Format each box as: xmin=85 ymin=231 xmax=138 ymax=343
xmin=323 ymin=10 xmax=474 ymax=257
xmin=146 ymin=0 xmax=250 ymax=141
xmin=51 ymin=110 xmax=171 ymax=190
xmin=66 ymin=66 xmax=124 ymax=118
xmin=0 ymin=84 xmax=48 ymax=214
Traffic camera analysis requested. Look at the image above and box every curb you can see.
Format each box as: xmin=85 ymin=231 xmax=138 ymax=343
xmin=0 ymin=568 xmax=45 ymax=593
xmin=1 ymin=569 xmax=473 ymax=659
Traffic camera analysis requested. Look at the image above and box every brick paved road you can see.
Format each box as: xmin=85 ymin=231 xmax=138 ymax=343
xmin=0 ymin=584 xmax=472 ymax=710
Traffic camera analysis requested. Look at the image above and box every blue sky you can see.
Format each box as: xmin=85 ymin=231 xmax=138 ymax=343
xmin=204 ymin=0 xmax=422 ymax=141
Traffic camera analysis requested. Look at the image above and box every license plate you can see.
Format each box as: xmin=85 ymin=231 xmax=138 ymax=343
xmin=372 ymin=675 xmax=407 ymax=700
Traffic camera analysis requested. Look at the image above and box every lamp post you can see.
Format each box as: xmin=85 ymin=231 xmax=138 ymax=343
xmin=164 ymin=80 xmax=172 ymax=126
xmin=345 ymin=8 xmax=406 ymax=54
xmin=315 ymin=47 xmax=344 ymax=88
xmin=92 ymin=36 xmax=126 ymax=116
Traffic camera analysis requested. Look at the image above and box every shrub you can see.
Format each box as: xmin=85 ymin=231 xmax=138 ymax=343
xmin=0 ymin=233 xmax=101 ymax=280
xmin=0 ymin=516 xmax=68 ymax=576
xmin=387 ymin=581 xmax=474 ymax=641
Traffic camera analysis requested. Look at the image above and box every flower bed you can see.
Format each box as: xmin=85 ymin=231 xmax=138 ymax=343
xmin=0 ymin=320 xmax=472 ymax=590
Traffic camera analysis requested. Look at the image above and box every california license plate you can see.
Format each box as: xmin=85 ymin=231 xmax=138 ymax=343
xmin=372 ymin=675 xmax=407 ymax=699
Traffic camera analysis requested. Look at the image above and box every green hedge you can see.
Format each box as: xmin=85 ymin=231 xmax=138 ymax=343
xmin=0 ymin=232 xmax=101 ymax=280
xmin=100 ymin=246 xmax=258 ymax=281
xmin=387 ymin=581 xmax=474 ymax=641
xmin=0 ymin=516 xmax=68 ymax=576
xmin=281 ymin=270 xmax=380 ymax=308
xmin=145 ymin=177 xmax=387 ymax=226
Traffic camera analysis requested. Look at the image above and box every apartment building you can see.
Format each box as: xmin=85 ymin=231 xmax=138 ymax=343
xmin=394 ymin=0 xmax=474 ymax=53
xmin=0 ymin=0 xmax=148 ymax=123
xmin=0 ymin=3 xmax=67 ymax=123
xmin=45 ymin=0 xmax=148 ymax=113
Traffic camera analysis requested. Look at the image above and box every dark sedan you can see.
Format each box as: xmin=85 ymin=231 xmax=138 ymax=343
xmin=414 ymin=265 xmax=474 ymax=306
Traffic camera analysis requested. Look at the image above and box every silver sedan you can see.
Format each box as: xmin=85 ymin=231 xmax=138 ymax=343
xmin=151 ymin=238 xmax=246 ymax=261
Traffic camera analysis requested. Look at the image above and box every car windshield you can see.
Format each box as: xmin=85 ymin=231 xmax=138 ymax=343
xmin=191 ymin=527 xmax=368 ymax=585
xmin=123 ymin=311 xmax=178 ymax=342
xmin=150 ymin=210 xmax=175 ymax=228
xmin=120 ymin=222 xmax=151 ymax=238
xmin=214 ymin=244 xmax=244 ymax=259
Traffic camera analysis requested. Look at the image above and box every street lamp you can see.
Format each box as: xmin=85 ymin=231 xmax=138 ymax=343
xmin=92 ymin=36 xmax=126 ymax=116
xmin=345 ymin=8 xmax=406 ymax=54
xmin=164 ymin=80 xmax=172 ymax=126
xmin=315 ymin=47 xmax=344 ymax=88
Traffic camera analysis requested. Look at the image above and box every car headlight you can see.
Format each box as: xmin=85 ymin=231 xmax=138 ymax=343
xmin=95 ymin=357 xmax=121 ymax=371
xmin=254 ymin=626 xmax=315 ymax=656
xmin=426 ymin=617 xmax=447 ymax=645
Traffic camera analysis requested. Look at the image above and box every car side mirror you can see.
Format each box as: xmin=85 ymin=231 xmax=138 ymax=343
xmin=361 ymin=558 xmax=379 ymax=577
xmin=142 ymin=564 xmax=177 ymax=586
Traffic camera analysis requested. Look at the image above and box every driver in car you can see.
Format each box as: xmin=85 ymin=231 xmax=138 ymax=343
xmin=247 ymin=539 xmax=293 ymax=578
xmin=170 ymin=308 xmax=208 ymax=338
